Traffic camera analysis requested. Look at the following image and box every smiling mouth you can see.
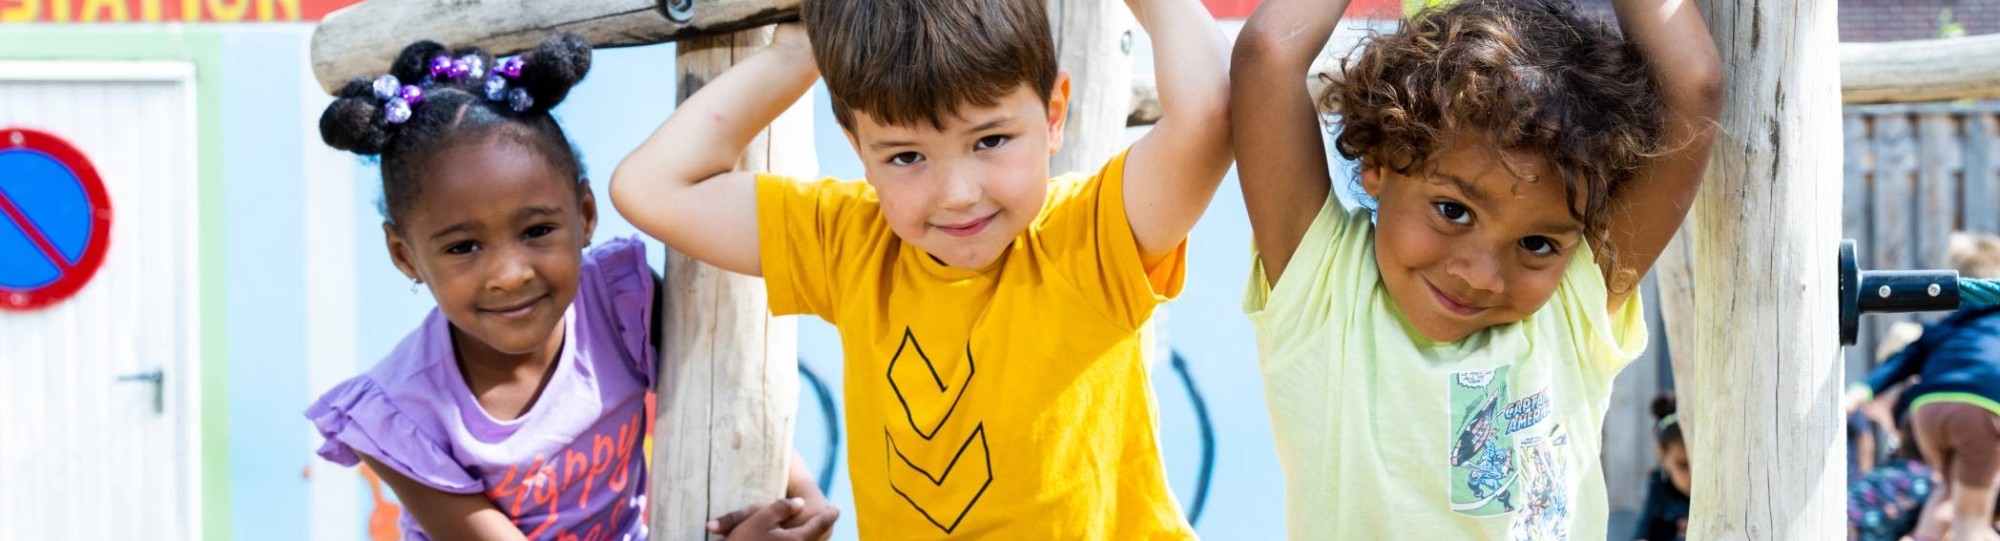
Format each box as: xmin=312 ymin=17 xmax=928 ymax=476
xmin=1425 ymin=279 xmax=1488 ymax=317
xmin=934 ymin=213 xmax=997 ymax=238
xmin=483 ymin=293 xmax=548 ymax=320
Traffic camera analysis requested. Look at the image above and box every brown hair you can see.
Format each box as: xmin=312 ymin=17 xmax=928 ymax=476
xmin=801 ymin=0 xmax=1058 ymax=131
xmin=1323 ymin=0 xmax=1667 ymax=264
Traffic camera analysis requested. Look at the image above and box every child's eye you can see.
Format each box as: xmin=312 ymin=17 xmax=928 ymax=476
xmin=974 ymin=135 xmax=1009 ymax=151
xmin=1521 ymin=236 xmax=1560 ymax=257
xmin=888 ymin=152 xmax=924 ymax=166
xmin=1434 ymin=202 xmax=1472 ymax=225
xmin=524 ymin=224 xmax=556 ymax=239
xmin=443 ymin=241 xmax=479 ymax=255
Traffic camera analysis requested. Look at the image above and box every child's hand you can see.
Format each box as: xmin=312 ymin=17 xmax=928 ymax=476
xmin=707 ymin=498 xmax=840 ymax=541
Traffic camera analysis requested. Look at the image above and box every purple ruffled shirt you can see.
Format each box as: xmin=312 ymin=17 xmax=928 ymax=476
xmin=307 ymin=237 xmax=657 ymax=541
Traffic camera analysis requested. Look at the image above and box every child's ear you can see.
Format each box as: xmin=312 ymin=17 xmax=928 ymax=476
xmin=382 ymin=222 xmax=423 ymax=284
xmin=1359 ymin=161 xmax=1386 ymax=199
xmin=577 ymin=179 xmax=599 ymax=246
xmin=1045 ymin=71 xmax=1072 ymax=156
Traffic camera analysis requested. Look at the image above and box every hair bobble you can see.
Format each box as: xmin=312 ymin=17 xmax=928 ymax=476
xmin=482 ymin=56 xmax=533 ymax=112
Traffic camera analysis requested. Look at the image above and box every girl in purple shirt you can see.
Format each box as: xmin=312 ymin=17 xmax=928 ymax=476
xmin=305 ymin=34 xmax=836 ymax=541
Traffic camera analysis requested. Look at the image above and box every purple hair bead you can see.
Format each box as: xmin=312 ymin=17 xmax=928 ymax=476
xmin=460 ymin=55 xmax=485 ymax=79
xmin=384 ymin=98 xmax=412 ymax=124
xmin=427 ymin=56 xmax=453 ymax=78
xmin=495 ymin=56 xmax=525 ymax=79
xmin=370 ymin=74 xmax=401 ymax=101
xmin=396 ymin=85 xmax=424 ymax=106
xmin=483 ymin=74 xmax=508 ymax=101
xmin=505 ymin=87 xmax=533 ymax=112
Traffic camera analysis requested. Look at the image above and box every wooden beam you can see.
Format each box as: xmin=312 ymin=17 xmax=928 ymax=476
xmin=650 ymin=25 xmax=809 ymax=541
xmin=309 ymin=0 xmax=798 ymax=92
xmin=1121 ymin=34 xmax=2000 ymax=124
xmin=1685 ymin=0 xmax=1845 ymax=538
xmin=1842 ymin=34 xmax=2000 ymax=105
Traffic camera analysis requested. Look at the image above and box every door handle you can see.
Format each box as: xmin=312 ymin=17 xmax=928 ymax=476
xmin=116 ymin=369 xmax=164 ymax=414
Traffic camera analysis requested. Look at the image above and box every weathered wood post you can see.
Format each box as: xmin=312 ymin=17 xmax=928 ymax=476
xmin=1682 ymin=0 xmax=1845 ymax=538
xmin=652 ymin=26 xmax=815 ymax=541
xmin=1050 ymin=0 xmax=1134 ymax=176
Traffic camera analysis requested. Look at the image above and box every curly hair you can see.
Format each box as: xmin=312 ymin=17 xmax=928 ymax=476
xmin=1323 ymin=0 xmax=1667 ymax=265
xmin=319 ymin=33 xmax=593 ymax=228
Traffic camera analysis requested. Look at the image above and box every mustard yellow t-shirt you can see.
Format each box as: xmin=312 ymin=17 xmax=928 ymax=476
xmin=1244 ymin=197 xmax=1648 ymax=540
xmin=757 ymin=150 xmax=1195 ymax=540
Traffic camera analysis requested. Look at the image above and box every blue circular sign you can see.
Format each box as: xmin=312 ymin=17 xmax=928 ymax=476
xmin=0 ymin=128 xmax=112 ymax=311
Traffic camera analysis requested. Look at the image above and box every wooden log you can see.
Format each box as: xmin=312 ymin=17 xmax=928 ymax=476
xmin=1686 ymin=0 xmax=1846 ymax=538
xmin=651 ymin=26 xmax=810 ymax=541
xmin=1653 ymin=224 xmax=1696 ymax=400
xmin=309 ymin=0 xmax=1999 ymax=108
xmin=1121 ymin=34 xmax=2000 ymax=124
xmin=1051 ymin=0 xmax=1134 ymax=176
xmin=1841 ymin=33 xmax=2000 ymax=105
xmin=1840 ymin=112 xmax=1874 ymax=382
xmin=309 ymin=0 xmax=799 ymax=92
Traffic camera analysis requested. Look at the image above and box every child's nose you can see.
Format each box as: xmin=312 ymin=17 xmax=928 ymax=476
xmin=486 ymin=253 xmax=536 ymax=292
xmin=938 ymin=169 xmax=981 ymax=211
xmin=1448 ymin=248 xmax=1505 ymax=295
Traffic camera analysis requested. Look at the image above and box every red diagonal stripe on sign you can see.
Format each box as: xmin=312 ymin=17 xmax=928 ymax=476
xmin=0 ymin=190 xmax=71 ymax=272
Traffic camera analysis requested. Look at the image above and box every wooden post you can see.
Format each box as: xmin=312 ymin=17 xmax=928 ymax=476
xmin=1654 ymin=225 xmax=1697 ymax=399
xmin=1050 ymin=0 xmax=1134 ymax=176
xmin=1685 ymin=0 xmax=1845 ymax=538
xmin=1840 ymin=112 xmax=1873 ymax=382
xmin=651 ymin=26 xmax=813 ymax=541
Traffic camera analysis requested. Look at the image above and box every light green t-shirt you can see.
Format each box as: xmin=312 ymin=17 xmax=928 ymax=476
xmin=1244 ymin=196 xmax=1648 ymax=540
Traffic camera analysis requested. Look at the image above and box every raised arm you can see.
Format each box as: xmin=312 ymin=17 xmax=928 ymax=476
xmin=1231 ymin=0 xmax=1350 ymax=284
xmin=1120 ymin=0 xmax=1233 ymax=267
xmin=1602 ymin=0 xmax=1723 ymax=310
xmin=609 ymin=24 xmax=819 ymax=277
xmin=359 ymin=454 xmax=528 ymax=541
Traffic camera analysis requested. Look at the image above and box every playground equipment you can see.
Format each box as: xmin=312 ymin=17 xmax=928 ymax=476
xmin=306 ymin=0 xmax=2000 ymax=538
xmin=1839 ymin=239 xmax=2000 ymax=345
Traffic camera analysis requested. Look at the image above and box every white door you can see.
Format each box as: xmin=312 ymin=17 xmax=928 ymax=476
xmin=0 ymin=61 xmax=201 ymax=541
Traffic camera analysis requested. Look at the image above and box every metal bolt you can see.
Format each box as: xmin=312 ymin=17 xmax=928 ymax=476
xmin=1879 ymin=285 xmax=1893 ymax=298
xmin=664 ymin=0 xmax=694 ymax=23
xmin=8 ymin=131 xmax=21 ymax=146
xmin=1929 ymin=283 xmax=1942 ymax=297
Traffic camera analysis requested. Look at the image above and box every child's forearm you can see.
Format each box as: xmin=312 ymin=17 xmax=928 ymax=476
xmin=1133 ymin=0 xmax=1229 ymax=131
xmin=1233 ymin=0 xmax=1350 ymax=72
xmin=1612 ymin=0 xmax=1722 ymax=108
xmin=616 ymin=27 xmax=818 ymax=194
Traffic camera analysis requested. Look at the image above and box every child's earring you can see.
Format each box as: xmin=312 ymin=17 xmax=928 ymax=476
xmin=410 ymin=278 xmax=423 ymax=294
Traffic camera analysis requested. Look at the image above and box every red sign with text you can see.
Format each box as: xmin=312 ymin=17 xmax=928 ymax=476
xmin=0 ymin=0 xmax=361 ymax=23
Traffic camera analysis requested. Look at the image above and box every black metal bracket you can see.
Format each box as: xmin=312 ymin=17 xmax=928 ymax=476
xmin=1838 ymin=239 xmax=1962 ymax=345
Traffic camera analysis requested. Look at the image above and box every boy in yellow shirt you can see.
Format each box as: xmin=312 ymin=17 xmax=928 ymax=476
xmin=611 ymin=0 xmax=1230 ymax=538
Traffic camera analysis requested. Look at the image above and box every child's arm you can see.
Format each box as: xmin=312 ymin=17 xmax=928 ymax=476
xmin=1120 ymin=0 xmax=1233 ymax=267
xmin=1603 ymin=0 xmax=1723 ymax=311
xmin=358 ymin=454 xmax=529 ymax=541
xmin=610 ymin=24 xmax=819 ymax=277
xmin=1229 ymin=0 xmax=1350 ymax=284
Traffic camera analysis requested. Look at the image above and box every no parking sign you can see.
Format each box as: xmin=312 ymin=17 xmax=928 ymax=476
xmin=0 ymin=128 xmax=112 ymax=311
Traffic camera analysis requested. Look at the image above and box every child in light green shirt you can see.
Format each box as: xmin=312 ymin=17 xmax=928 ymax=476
xmin=1231 ymin=0 xmax=1723 ymax=538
